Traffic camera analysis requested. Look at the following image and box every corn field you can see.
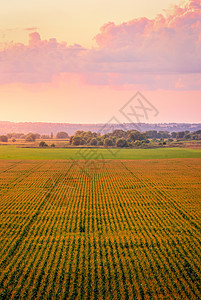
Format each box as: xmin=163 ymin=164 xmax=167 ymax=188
xmin=0 ymin=159 xmax=200 ymax=299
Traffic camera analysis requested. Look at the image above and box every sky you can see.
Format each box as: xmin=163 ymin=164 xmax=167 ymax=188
xmin=0 ymin=0 xmax=201 ymax=124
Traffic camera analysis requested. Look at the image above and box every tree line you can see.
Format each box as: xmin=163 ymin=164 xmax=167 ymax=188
xmin=0 ymin=131 xmax=68 ymax=143
xmin=0 ymin=129 xmax=201 ymax=147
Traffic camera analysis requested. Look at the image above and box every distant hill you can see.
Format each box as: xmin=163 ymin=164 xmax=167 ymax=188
xmin=0 ymin=121 xmax=201 ymax=135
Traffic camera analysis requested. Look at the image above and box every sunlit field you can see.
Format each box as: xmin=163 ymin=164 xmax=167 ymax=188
xmin=0 ymin=158 xmax=200 ymax=299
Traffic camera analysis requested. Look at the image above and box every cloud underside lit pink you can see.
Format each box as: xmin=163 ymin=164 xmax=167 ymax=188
xmin=0 ymin=0 xmax=201 ymax=90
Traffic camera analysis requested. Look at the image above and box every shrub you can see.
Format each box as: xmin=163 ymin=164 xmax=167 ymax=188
xmin=39 ymin=141 xmax=48 ymax=147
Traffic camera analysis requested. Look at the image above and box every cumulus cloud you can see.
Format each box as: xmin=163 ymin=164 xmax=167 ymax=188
xmin=0 ymin=32 xmax=86 ymax=84
xmin=0 ymin=0 xmax=201 ymax=89
xmin=94 ymin=0 xmax=201 ymax=73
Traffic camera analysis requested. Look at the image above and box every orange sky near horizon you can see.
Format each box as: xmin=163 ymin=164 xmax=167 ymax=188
xmin=0 ymin=77 xmax=200 ymax=124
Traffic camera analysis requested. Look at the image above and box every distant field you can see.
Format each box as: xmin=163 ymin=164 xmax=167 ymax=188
xmin=0 ymin=145 xmax=201 ymax=160
xmin=0 ymin=159 xmax=200 ymax=299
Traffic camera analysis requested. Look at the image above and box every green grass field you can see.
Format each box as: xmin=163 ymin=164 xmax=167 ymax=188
xmin=0 ymin=145 xmax=201 ymax=160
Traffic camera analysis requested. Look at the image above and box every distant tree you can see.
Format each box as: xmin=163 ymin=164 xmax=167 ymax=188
xmin=192 ymin=134 xmax=201 ymax=140
xmin=112 ymin=130 xmax=126 ymax=138
xmin=102 ymin=134 xmax=110 ymax=139
xmin=87 ymin=138 xmax=92 ymax=145
xmin=41 ymin=135 xmax=50 ymax=139
xmin=69 ymin=136 xmax=74 ymax=144
xmin=135 ymin=141 xmax=142 ymax=147
xmin=104 ymin=138 xmax=113 ymax=147
xmin=56 ymin=132 xmax=69 ymax=139
xmin=111 ymin=137 xmax=117 ymax=144
xmin=51 ymin=132 xmax=54 ymax=139
xmin=12 ymin=138 xmax=16 ymax=143
xmin=72 ymin=136 xmax=82 ymax=146
xmin=83 ymin=131 xmax=95 ymax=141
xmin=158 ymin=131 xmax=170 ymax=138
xmin=152 ymin=137 xmax=158 ymax=142
xmin=86 ymin=131 xmax=94 ymax=137
xmin=176 ymin=131 xmax=185 ymax=139
xmin=92 ymin=132 xmax=98 ymax=138
xmin=116 ymin=138 xmax=129 ymax=148
xmin=171 ymin=132 xmax=177 ymax=138
xmin=97 ymin=140 xmax=103 ymax=146
xmin=145 ymin=130 xmax=158 ymax=138
xmin=7 ymin=133 xmax=24 ymax=139
xmin=0 ymin=135 xmax=8 ymax=142
xmin=90 ymin=138 xmax=98 ymax=146
xmin=75 ymin=130 xmax=85 ymax=136
xmin=80 ymin=139 xmax=87 ymax=145
xmin=39 ymin=141 xmax=48 ymax=147
xmin=128 ymin=130 xmax=146 ymax=141
xmin=51 ymin=143 xmax=55 ymax=148
xmin=25 ymin=133 xmax=36 ymax=142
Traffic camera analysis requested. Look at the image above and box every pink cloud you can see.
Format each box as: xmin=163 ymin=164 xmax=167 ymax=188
xmin=94 ymin=0 xmax=201 ymax=73
xmin=0 ymin=0 xmax=201 ymax=89
xmin=25 ymin=27 xmax=38 ymax=31
xmin=29 ymin=32 xmax=41 ymax=45
xmin=0 ymin=32 xmax=86 ymax=84
xmin=24 ymin=27 xmax=38 ymax=31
